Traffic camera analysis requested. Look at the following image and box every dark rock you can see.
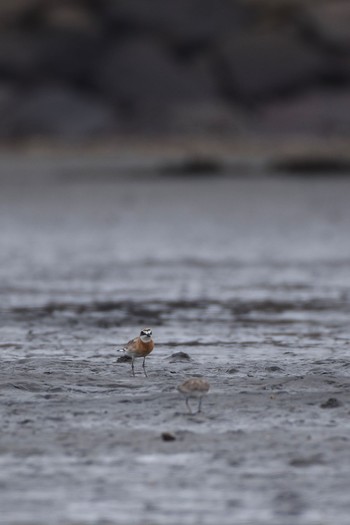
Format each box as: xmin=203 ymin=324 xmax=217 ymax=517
xmin=266 ymin=366 xmax=283 ymax=372
xmin=103 ymin=0 xmax=250 ymax=44
xmin=41 ymin=4 xmax=98 ymax=33
xmin=289 ymin=454 xmax=324 ymax=467
xmin=10 ymin=85 xmax=117 ymax=138
xmin=167 ymin=352 xmax=191 ymax=362
xmin=96 ymin=38 xmax=217 ymax=129
xmin=161 ymin=156 xmax=224 ymax=176
xmin=226 ymin=368 xmax=239 ymax=374
xmin=170 ymin=101 xmax=248 ymax=135
xmin=327 ymin=54 xmax=350 ymax=83
xmin=272 ymin=156 xmax=350 ymax=175
xmin=219 ymin=30 xmax=326 ymax=101
xmin=0 ymin=1 xmax=38 ymax=26
xmin=0 ymin=33 xmax=43 ymax=80
xmin=0 ymin=26 xmax=104 ymax=85
xmin=258 ymin=90 xmax=350 ymax=135
xmin=320 ymin=398 xmax=342 ymax=409
xmin=305 ymin=1 xmax=350 ymax=51
xmin=39 ymin=30 xmax=104 ymax=85
xmin=0 ymin=1 xmax=348 ymax=140
xmin=161 ymin=432 xmax=176 ymax=441
xmin=117 ymin=355 xmax=132 ymax=363
xmin=0 ymin=83 xmax=18 ymax=138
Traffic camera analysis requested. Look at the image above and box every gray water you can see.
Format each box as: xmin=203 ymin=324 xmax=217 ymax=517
xmin=1 ymin=161 xmax=350 ymax=524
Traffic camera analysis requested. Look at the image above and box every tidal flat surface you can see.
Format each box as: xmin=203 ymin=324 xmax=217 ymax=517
xmin=1 ymin=161 xmax=350 ymax=525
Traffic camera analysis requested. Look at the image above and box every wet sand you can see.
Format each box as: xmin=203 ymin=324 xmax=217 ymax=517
xmin=1 ymin=160 xmax=350 ymax=524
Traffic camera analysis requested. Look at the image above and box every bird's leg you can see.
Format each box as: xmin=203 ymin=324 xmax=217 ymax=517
xmin=131 ymin=359 xmax=135 ymax=377
xmin=185 ymin=397 xmax=193 ymax=414
xmin=197 ymin=396 xmax=203 ymax=413
xmin=142 ymin=357 xmax=148 ymax=377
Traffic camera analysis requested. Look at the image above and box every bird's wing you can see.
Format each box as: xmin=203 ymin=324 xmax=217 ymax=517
xmin=123 ymin=337 xmax=138 ymax=351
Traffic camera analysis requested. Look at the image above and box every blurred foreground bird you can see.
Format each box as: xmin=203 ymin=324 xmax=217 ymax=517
xmin=119 ymin=328 xmax=154 ymax=377
xmin=177 ymin=378 xmax=210 ymax=414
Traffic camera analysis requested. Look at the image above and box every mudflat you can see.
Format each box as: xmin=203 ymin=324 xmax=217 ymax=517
xmin=1 ymin=160 xmax=350 ymax=524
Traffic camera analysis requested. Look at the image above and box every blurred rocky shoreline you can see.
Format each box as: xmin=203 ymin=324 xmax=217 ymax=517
xmin=0 ymin=0 xmax=349 ymax=141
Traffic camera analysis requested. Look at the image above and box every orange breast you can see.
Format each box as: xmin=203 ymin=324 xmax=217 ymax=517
xmin=134 ymin=339 xmax=154 ymax=357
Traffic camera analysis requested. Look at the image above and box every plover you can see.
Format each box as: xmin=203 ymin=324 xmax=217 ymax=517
xmin=177 ymin=378 xmax=210 ymax=414
xmin=119 ymin=328 xmax=154 ymax=377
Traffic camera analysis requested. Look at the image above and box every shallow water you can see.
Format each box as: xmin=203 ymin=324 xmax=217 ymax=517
xmin=1 ymin=164 xmax=350 ymax=524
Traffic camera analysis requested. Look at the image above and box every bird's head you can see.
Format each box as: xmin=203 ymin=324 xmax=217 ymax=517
xmin=140 ymin=328 xmax=153 ymax=342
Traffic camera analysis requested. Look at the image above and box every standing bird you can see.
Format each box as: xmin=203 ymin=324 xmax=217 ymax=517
xmin=119 ymin=328 xmax=154 ymax=377
xmin=177 ymin=378 xmax=210 ymax=414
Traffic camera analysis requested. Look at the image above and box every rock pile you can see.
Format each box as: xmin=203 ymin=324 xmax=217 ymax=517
xmin=0 ymin=0 xmax=349 ymax=140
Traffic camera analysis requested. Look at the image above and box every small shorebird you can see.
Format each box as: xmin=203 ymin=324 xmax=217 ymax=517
xmin=119 ymin=328 xmax=154 ymax=377
xmin=177 ymin=378 xmax=210 ymax=414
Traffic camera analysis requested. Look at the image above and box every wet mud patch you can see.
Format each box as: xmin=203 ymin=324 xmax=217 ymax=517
xmin=3 ymin=296 xmax=350 ymax=337
xmin=1 ymin=172 xmax=350 ymax=524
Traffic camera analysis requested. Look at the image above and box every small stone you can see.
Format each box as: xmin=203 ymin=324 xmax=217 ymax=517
xmin=289 ymin=454 xmax=324 ymax=467
xmin=265 ymin=366 xmax=282 ymax=372
xmin=161 ymin=432 xmax=176 ymax=442
xmin=320 ymin=398 xmax=342 ymax=409
xmin=226 ymin=368 xmax=239 ymax=374
xmin=117 ymin=355 xmax=132 ymax=363
xmin=168 ymin=351 xmax=191 ymax=362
